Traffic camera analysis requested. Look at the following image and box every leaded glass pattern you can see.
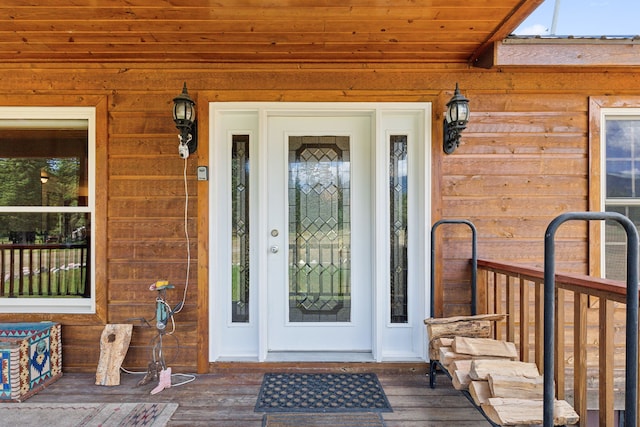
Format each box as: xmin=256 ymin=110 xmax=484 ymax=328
xmin=288 ymin=136 xmax=351 ymax=322
xmin=390 ymin=135 xmax=408 ymax=323
xmin=231 ymin=135 xmax=250 ymax=322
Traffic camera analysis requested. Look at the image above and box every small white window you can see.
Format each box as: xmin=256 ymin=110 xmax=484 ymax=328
xmin=0 ymin=107 xmax=95 ymax=313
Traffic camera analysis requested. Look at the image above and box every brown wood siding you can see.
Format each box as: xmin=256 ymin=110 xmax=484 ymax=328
xmin=437 ymin=89 xmax=591 ymax=317
xmin=0 ymin=64 xmax=638 ymax=371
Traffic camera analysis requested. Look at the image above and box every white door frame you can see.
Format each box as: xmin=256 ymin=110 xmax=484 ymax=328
xmin=209 ymin=102 xmax=431 ymax=362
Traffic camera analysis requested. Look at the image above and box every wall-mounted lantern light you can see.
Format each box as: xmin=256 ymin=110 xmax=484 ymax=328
xmin=443 ymin=83 xmax=470 ymax=154
xmin=173 ymin=82 xmax=197 ymax=159
xmin=40 ymin=169 xmax=50 ymax=184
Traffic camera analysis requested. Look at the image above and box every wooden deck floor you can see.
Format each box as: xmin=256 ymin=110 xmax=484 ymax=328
xmin=26 ymin=364 xmax=490 ymax=426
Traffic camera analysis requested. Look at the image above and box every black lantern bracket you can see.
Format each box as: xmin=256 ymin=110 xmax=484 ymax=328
xmin=443 ymin=83 xmax=470 ymax=155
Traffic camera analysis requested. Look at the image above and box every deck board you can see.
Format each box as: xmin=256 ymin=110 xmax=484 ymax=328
xmin=25 ymin=368 xmax=490 ymax=426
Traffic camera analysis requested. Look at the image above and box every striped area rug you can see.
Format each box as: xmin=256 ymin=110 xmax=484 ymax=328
xmin=0 ymin=402 xmax=178 ymax=426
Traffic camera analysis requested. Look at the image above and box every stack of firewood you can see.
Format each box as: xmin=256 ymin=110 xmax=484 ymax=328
xmin=425 ymin=313 xmax=507 ymax=361
xmin=425 ymin=316 xmax=579 ymax=426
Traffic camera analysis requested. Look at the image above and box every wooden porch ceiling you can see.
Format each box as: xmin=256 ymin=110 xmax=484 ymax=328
xmin=1 ymin=0 xmax=543 ymax=64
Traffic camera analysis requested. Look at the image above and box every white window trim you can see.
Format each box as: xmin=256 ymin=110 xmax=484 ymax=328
xmin=0 ymin=106 xmax=96 ymax=314
xmin=600 ymin=108 xmax=640 ymax=279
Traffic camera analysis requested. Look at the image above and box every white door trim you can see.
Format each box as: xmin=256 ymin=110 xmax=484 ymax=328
xmin=209 ymin=102 xmax=431 ymax=363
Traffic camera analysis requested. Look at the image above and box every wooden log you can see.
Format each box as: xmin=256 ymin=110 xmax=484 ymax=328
xmin=439 ymin=347 xmax=473 ymax=366
xmin=469 ymin=359 xmax=540 ymax=381
xmin=425 ymin=319 xmax=495 ymax=341
xmin=452 ymin=336 xmax=518 ymax=359
xmin=426 ymin=321 xmax=492 ymax=341
xmin=488 ymin=374 xmax=544 ymax=400
xmin=481 ymin=398 xmax=579 ymax=426
xmin=429 ymin=337 xmax=454 ymax=360
xmin=95 ymin=324 xmax=133 ymax=386
xmin=469 ymin=380 xmax=491 ymax=406
xmin=424 ymin=314 xmax=507 ymax=325
xmin=452 ymin=369 xmax=471 ymax=391
xmin=432 ymin=337 xmax=454 ymax=348
xmin=448 ymin=359 xmax=473 ymax=377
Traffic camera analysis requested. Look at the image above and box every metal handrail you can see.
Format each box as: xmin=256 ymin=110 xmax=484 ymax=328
xmin=430 ymin=219 xmax=477 ymax=317
xmin=543 ymin=212 xmax=638 ymax=427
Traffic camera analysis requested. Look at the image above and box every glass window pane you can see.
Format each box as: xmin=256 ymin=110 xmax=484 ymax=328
xmin=605 ymin=117 xmax=640 ymax=280
xmin=288 ymin=136 xmax=351 ymax=323
xmin=606 ymin=160 xmax=633 ymax=197
xmin=390 ymin=135 xmax=408 ymax=324
xmin=0 ymin=126 xmax=89 ymax=208
xmin=1 ymin=212 xmax=90 ymax=297
xmin=231 ymin=135 xmax=250 ymax=323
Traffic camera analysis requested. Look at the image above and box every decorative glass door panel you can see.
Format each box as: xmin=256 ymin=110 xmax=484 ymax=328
xmin=288 ymin=136 xmax=351 ymax=323
xmin=267 ymin=115 xmax=372 ymax=352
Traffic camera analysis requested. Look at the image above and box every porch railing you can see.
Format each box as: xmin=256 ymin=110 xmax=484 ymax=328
xmin=477 ymin=249 xmax=636 ymax=426
xmin=0 ymin=243 xmax=90 ymax=298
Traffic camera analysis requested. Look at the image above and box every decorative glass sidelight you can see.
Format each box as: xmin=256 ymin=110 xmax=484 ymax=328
xmin=390 ymin=135 xmax=408 ymax=323
xmin=231 ymin=135 xmax=250 ymax=322
xmin=288 ymin=136 xmax=351 ymax=322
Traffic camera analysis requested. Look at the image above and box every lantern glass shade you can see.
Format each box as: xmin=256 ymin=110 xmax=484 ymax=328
xmin=40 ymin=169 xmax=49 ymax=184
xmin=446 ymin=101 xmax=469 ymax=125
xmin=172 ymin=83 xmax=196 ymax=128
xmin=174 ymin=100 xmax=193 ymax=122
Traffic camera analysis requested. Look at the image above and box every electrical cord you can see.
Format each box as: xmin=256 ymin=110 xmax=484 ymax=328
xmin=120 ymin=366 xmax=197 ymax=388
xmin=173 ymin=156 xmax=190 ymax=315
xmin=120 ymin=332 xmax=196 ymax=388
xmin=158 ymin=157 xmax=189 ymax=336
xmin=120 ymin=158 xmax=195 ymax=390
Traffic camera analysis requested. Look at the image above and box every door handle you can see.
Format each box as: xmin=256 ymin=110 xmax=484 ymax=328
xmin=270 ymin=245 xmax=279 ymax=253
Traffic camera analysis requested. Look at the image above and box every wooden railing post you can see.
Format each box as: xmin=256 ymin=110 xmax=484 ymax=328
xmin=477 ymin=267 xmax=488 ymax=315
xmin=599 ymin=299 xmax=614 ymax=427
xmin=506 ymin=276 xmax=515 ymax=343
xmin=535 ymin=280 xmax=544 ymax=374
xmin=519 ymin=276 xmax=530 ymax=363
xmin=555 ymin=288 xmax=565 ymax=400
xmin=574 ymin=293 xmax=588 ymax=425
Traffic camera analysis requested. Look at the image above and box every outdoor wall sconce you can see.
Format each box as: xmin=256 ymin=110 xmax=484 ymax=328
xmin=40 ymin=169 xmax=49 ymax=184
xmin=173 ymin=82 xmax=197 ymax=159
xmin=443 ymin=83 xmax=470 ymax=154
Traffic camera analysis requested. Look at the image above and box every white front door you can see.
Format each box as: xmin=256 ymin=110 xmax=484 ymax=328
xmin=266 ymin=115 xmax=372 ymax=352
xmin=210 ymin=103 xmax=431 ymax=362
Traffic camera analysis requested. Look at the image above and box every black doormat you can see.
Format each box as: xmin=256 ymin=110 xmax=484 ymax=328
xmin=255 ymin=373 xmax=393 ymax=413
